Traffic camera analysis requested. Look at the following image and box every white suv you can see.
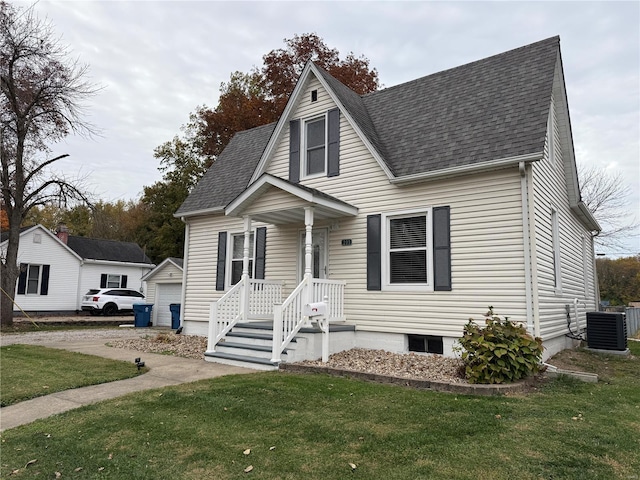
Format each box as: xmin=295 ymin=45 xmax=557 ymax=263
xmin=81 ymin=288 xmax=145 ymax=316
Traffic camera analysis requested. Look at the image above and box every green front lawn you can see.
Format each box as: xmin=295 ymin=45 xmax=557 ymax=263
xmin=0 ymin=345 xmax=147 ymax=407
xmin=1 ymin=342 xmax=639 ymax=479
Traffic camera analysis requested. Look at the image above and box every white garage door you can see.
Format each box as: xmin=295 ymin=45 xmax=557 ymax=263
xmin=155 ymin=283 xmax=182 ymax=327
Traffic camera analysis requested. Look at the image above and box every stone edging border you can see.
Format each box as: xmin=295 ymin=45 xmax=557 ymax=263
xmin=279 ymin=363 xmax=530 ymax=396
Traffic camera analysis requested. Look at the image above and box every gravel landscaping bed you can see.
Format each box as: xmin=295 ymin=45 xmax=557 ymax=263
xmin=108 ymin=332 xmax=208 ymax=359
xmin=300 ymin=348 xmax=466 ymax=383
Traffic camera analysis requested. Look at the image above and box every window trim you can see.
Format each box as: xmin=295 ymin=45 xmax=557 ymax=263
xmin=301 ymin=113 xmax=328 ymax=179
xmin=551 ymin=207 xmax=562 ymax=294
xmin=25 ymin=264 xmax=42 ymax=295
xmin=106 ymin=274 xmax=124 ymax=289
xmin=227 ymin=231 xmax=256 ymax=287
xmin=381 ymin=207 xmax=434 ymax=292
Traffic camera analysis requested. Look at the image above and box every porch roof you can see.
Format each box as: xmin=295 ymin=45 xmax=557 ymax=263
xmin=225 ymin=174 xmax=358 ymax=224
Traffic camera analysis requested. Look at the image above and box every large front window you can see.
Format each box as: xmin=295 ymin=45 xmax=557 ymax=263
xmin=389 ymin=215 xmax=427 ymax=284
xmin=230 ymin=233 xmax=255 ymax=285
xmin=305 ymin=116 xmax=326 ymax=176
xmin=382 ymin=209 xmax=433 ymax=291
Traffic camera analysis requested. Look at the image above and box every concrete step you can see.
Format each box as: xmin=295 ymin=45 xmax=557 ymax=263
xmin=204 ymin=351 xmax=279 ymax=371
xmin=216 ymin=342 xmax=290 ymax=360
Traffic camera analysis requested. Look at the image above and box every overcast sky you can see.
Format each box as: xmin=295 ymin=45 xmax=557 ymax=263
xmin=20 ymin=1 xmax=640 ymax=256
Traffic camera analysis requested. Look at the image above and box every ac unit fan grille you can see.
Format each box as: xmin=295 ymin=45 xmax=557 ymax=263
xmin=586 ymin=312 xmax=627 ymax=351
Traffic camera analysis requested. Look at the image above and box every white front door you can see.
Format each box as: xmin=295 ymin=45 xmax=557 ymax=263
xmin=299 ymin=228 xmax=328 ymax=280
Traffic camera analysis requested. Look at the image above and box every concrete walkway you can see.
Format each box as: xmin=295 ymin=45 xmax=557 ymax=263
xmin=0 ymin=337 xmax=257 ymax=432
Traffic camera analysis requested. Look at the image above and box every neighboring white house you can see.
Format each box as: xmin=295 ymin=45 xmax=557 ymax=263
xmin=174 ymin=36 xmax=601 ymax=368
xmin=1 ymin=224 xmax=154 ymax=314
xmin=141 ymin=257 xmax=183 ymax=327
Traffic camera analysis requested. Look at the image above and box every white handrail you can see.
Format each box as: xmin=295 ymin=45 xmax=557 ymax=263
xmin=272 ymin=278 xmax=345 ymax=363
xmin=207 ymin=278 xmax=245 ymax=352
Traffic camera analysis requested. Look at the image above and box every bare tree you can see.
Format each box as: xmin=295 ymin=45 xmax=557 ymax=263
xmin=1 ymin=2 xmax=99 ymax=325
xmin=578 ymin=163 xmax=639 ymax=250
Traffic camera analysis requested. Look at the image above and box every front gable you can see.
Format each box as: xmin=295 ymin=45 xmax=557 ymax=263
xmin=252 ymin=64 xmax=392 ymax=185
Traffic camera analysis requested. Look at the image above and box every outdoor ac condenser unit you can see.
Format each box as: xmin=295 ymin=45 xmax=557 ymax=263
xmin=586 ymin=312 xmax=627 ymax=351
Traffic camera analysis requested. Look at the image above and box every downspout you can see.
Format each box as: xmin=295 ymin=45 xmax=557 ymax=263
xmin=76 ymin=260 xmax=84 ymax=312
xmin=519 ymin=162 xmax=536 ymax=336
xmin=591 ymin=230 xmax=601 ymax=310
xmin=179 ymin=218 xmax=190 ymax=329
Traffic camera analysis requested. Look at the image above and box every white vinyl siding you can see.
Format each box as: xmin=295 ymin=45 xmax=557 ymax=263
xmin=10 ymin=227 xmax=81 ymax=311
xmin=530 ymin=85 xmax=598 ymax=341
xmin=183 ymin=80 xmax=529 ymax=338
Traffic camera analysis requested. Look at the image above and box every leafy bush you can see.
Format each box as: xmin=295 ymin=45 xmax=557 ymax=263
xmin=456 ymin=307 xmax=544 ymax=384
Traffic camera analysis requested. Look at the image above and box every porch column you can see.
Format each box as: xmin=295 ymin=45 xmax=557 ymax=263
xmin=242 ymin=215 xmax=251 ymax=321
xmin=304 ymin=207 xmax=314 ymax=279
xmin=242 ymin=215 xmax=252 ymax=278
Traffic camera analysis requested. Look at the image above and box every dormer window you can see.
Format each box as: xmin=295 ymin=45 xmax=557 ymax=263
xmin=304 ymin=116 xmax=326 ymax=177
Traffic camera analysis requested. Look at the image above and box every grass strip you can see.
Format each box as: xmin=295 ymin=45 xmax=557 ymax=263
xmin=0 ymin=344 xmax=146 ymax=407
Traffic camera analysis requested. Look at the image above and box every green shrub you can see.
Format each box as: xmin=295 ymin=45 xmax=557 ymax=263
xmin=456 ymin=307 xmax=544 ymax=384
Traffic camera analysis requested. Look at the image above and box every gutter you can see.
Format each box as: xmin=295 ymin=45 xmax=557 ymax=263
xmin=571 ymin=201 xmax=601 ymax=233
xmin=390 ymin=152 xmax=542 ymax=185
xmin=81 ymin=259 xmax=156 ymax=269
xmin=173 ymin=206 xmax=225 ymax=219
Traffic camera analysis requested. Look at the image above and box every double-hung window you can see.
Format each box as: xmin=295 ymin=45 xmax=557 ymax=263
xmin=26 ymin=264 xmax=41 ymax=294
xmin=100 ymin=274 xmax=127 ymax=288
xmin=304 ymin=116 xmax=326 ymax=177
xmin=229 ymin=233 xmax=255 ymax=285
xmin=383 ymin=209 xmax=434 ymax=290
xmin=17 ymin=263 xmax=50 ymax=295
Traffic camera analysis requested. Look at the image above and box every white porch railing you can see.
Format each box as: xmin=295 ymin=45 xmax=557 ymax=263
xmin=271 ymin=278 xmax=345 ymax=363
xmin=208 ymin=278 xmax=283 ymax=352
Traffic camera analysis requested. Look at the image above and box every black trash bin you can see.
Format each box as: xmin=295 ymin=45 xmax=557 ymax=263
xmin=133 ymin=304 xmax=153 ymax=327
xmin=169 ymin=303 xmax=181 ymax=330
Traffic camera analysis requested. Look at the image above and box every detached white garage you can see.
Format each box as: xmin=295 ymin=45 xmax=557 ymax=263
xmin=142 ymin=258 xmax=183 ymax=328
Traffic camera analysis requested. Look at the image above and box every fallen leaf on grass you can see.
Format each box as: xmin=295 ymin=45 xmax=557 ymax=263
xmin=55 ymin=472 xmax=62 ymax=478
xmin=11 ymin=469 xmax=20 ymax=475
xmin=495 ymin=414 xmax=502 ymax=419
xmin=243 ymin=449 xmax=251 ymax=455
xmin=269 ymin=446 xmax=276 ymax=451
xmin=98 ymin=467 xmax=105 ymax=471
xmin=349 ymin=463 xmax=357 ymax=470
xmin=244 ymin=465 xmax=253 ymax=473
xmin=25 ymin=459 xmax=37 ymax=468
xmin=74 ymin=467 xmax=83 ymax=472
xmin=108 ymin=453 xmax=113 ymax=460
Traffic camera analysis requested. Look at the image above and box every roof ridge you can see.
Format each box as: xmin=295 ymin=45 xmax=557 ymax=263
xmin=364 ymin=36 xmax=560 ymax=99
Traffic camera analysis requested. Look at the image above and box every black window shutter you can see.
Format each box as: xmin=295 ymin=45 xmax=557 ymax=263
xmin=216 ymin=231 xmax=227 ymax=291
xmin=327 ymin=108 xmax=340 ymax=177
xmin=367 ymin=214 xmax=382 ymax=291
xmin=40 ymin=265 xmax=50 ymax=295
xmin=433 ymin=206 xmax=452 ymax=291
xmin=17 ymin=263 xmax=27 ymax=294
xmin=289 ymin=119 xmax=300 ymax=183
xmin=255 ymin=227 xmax=267 ymax=280
xmin=121 ymin=275 xmax=128 ymax=288
xmin=100 ymin=274 xmax=107 ymax=288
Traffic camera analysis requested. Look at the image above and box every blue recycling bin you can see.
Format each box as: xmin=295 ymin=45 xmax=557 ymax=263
xmin=169 ymin=303 xmax=181 ymax=329
xmin=133 ymin=304 xmax=153 ymax=327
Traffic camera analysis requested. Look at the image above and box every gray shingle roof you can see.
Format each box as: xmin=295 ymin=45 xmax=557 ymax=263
xmin=178 ymin=37 xmax=559 ymax=214
xmin=67 ymin=236 xmax=153 ymax=264
xmin=176 ymin=122 xmax=276 ymax=216
xmin=361 ymin=36 xmax=558 ymax=176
